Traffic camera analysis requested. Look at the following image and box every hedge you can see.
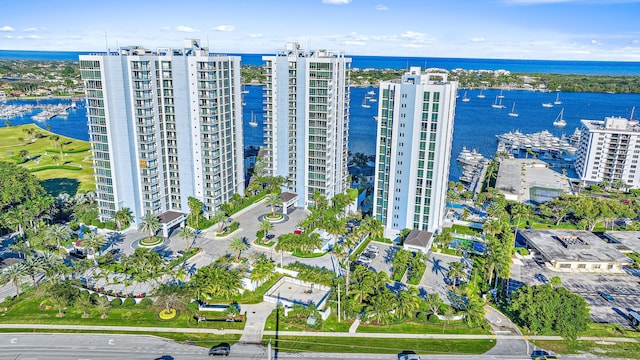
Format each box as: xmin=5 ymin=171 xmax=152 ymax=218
xmin=29 ymin=165 xmax=82 ymax=172
xmin=45 ymin=147 xmax=91 ymax=154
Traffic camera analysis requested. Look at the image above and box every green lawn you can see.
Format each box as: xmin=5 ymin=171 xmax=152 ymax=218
xmin=451 ymin=224 xmax=483 ymax=236
xmin=0 ymin=296 xmax=244 ymax=330
xmin=0 ymin=124 xmax=94 ymax=195
xmin=264 ymin=336 xmax=495 ymax=354
xmin=264 ymin=312 xmax=352 ymax=333
xmin=357 ymin=320 xmax=491 ymax=335
xmin=205 ymin=273 xmax=284 ymax=304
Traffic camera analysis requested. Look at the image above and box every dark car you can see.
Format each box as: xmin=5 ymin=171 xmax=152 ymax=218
xmin=535 ymin=273 xmax=548 ymax=284
xmin=266 ymin=233 xmax=276 ymax=240
xmin=208 ymin=342 xmax=230 ymax=356
xmin=598 ymin=290 xmax=615 ymax=302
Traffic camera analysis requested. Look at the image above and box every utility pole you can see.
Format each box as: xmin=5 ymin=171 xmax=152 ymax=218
xmin=267 ymin=338 xmax=272 ymax=360
xmin=337 ymin=283 xmax=341 ymax=323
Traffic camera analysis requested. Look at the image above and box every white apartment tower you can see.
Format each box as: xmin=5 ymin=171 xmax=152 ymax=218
xmin=80 ymin=39 xmax=244 ymax=224
xmin=373 ymin=67 xmax=458 ymax=238
xmin=575 ymin=116 xmax=640 ymax=188
xmin=263 ymin=43 xmax=351 ymax=207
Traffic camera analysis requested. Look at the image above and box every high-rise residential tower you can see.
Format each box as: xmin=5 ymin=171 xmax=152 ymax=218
xmin=373 ymin=67 xmax=458 ymax=238
xmin=263 ymin=43 xmax=351 ymax=207
xmin=80 ymin=39 xmax=244 ymax=229
xmin=575 ymin=116 xmax=640 ymax=188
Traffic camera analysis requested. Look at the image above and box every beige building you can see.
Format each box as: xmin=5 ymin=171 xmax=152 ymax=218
xmin=520 ymin=229 xmax=631 ymax=273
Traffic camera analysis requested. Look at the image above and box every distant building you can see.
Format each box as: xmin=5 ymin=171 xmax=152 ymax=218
xmin=263 ymin=42 xmax=351 ymax=208
xmin=373 ymin=67 xmax=458 ymax=238
xmin=495 ymin=158 xmax=571 ymax=204
xmin=403 ymin=229 xmax=434 ymax=254
xmin=575 ymin=116 xmax=640 ymax=188
xmin=519 ymin=229 xmax=631 ymax=273
xmin=79 ymin=39 xmax=244 ymax=230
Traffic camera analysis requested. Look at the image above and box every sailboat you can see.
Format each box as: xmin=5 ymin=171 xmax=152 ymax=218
xmin=491 ymin=96 xmax=505 ymax=109
xmin=554 ymin=92 xmax=562 ymax=105
xmin=497 ymin=89 xmax=505 ymax=99
xmin=461 ymin=91 xmax=470 ymax=102
xmin=508 ymin=103 xmax=519 ymax=117
xmin=361 ymin=95 xmax=370 ymax=109
xmin=241 ymin=86 xmax=249 ymax=94
xmin=542 ymin=101 xmax=553 ymax=108
xmin=553 ymin=108 xmax=566 ymax=127
xmin=248 ymin=111 xmax=258 ymax=127
xmin=477 ymin=88 xmax=485 ymax=99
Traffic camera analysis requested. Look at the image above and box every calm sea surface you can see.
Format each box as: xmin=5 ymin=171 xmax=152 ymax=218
xmin=2 ymin=51 xmax=640 ymax=181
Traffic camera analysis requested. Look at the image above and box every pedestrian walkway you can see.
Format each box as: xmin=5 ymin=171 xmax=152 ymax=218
xmin=483 ymin=304 xmax=532 ymax=356
xmin=238 ymin=302 xmax=277 ymax=344
xmin=348 ymin=318 xmax=360 ymax=333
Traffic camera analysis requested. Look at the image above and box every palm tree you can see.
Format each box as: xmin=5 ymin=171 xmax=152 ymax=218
xmin=83 ymin=232 xmax=107 ymax=257
xmin=258 ymin=219 xmax=272 ymax=243
xmin=266 ymin=193 xmax=282 ymax=217
xmin=0 ymin=262 xmax=28 ymax=296
xmin=228 ymin=237 xmax=248 ymax=261
xmin=95 ymin=296 xmax=112 ymax=319
xmin=22 ymin=255 xmax=45 ymax=288
xmin=40 ymin=251 xmax=66 ymax=284
xmin=443 ymin=306 xmax=455 ymax=333
xmin=138 ymin=213 xmax=161 ymax=243
xmin=18 ymin=149 xmax=29 ymax=162
xmin=187 ymin=196 xmax=203 ymax=228
xmin=212 ymin=209 xmax=227 ymax=232
xmin=361 ymin=216 xmax=383 ymax=240
xmin=397 ymin=288 xmax=420 ymax=319
xmin=178 ymin=226 xmax=195 ymax=250
xmin=113 ymin=207 xmax=134 ymax=230
xmin=45 ymin=224 xmax=71 ymax=250
xmin=447 ymin=261 xmax=466 ymax=287
xmin=76 ymin=296 xmax=94 ymax=318
xmin=51 ymin=154 xmax=60 ymax=165
xmin=425 ymin=293 xmax=443 ymax=318
xmin=249 ymin=254 xmax=275 ymax=284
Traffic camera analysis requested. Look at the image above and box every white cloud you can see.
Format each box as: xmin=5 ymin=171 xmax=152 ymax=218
xmin=175 ymin=25 xmax=199 ymax=33
xmin=399 ymin=31 xmax=432 ymax=43
xmin=342 ymin=40 xmax=366 ymax=46
xmin=0 ymin=26 xmax=15 ymax=32
xmin=470 ymin=37 xmax=486 ymax=42
xmin=248 ymin=33 xmax=263 ymax=38
xmin=402 ymin=44 xmax=424 ymax=48
xmin=322 ymin=0 xmax=351 ymax=4
xmin=23 ymin=27 xmax=39 ymax=32
xmin=591 ymin=39 xmax=604 ymax=46
xmin=4 ymin=35 xmax=13 ymax=39
xmin=16 ymin=35 xmax=42 ymax=40
xmin=376 ymin=4 xmax=389 ymax=10
xmin=160 ymin=26 xmax=171 ymax=31
xmin=212 ymin=25 xmax=236 ymax=32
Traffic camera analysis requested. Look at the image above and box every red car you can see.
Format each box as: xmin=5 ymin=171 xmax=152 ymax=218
xmin=294 ymin=227 xmax=304 ymax=235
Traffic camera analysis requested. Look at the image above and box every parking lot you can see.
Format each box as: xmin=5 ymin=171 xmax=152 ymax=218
xmin=512 ymin=257 xmax=640 ymax=327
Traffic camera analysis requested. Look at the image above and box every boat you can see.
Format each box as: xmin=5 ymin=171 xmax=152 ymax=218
xmin=491 ymin=96 xmax=505 ymax=109
xmin=477 ymin=88 xmax=485 ymax=99
xmin=373 ymin=116 xmax=378 ymax=121
xmin=361 ymin=96 xmax=370 ymax=109
xmin=248 ymin=111 xmax=258 ymax=127
xmin=542 ymin=102 xmax=553 ymax=108
xmin=497 ymin=89 xmax=504 ymax=99
xmin=367 ymin=90 xmax=375 ymax=96
xmin=241 ymin=86 xmax=249 ymax=94
xmin=553 ymin=108 xmax=566 ymax=127
xmin=554 ymin=92 xmax=562 ymax=105
xmin=508 ymin=103 xmax=519 ymax=117
xmin=461 ymin=91 xmax=470 ymax=102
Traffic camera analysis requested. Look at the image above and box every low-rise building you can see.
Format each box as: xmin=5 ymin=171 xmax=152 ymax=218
xmin=495 ymin=158 xmax=571 ymax=203
xmin=403 ymin=229 xmax=433 ymax=254
xmin=603 ymin=231 xmax=640 ymax=256
xmin=519 ymin=229 xmax=631 ymax=273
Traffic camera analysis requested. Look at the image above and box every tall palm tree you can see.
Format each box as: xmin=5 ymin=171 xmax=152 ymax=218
xmin=45 ymin=224 xmax=71 ymax=250
xmin=178 ymin=226 xmax=195 ymax=250
xmin=425 ymin=293 xmax=443 ymax=318
xmin=40 ymin=251 xmax=66 ymax=283
xmin=187 ymin=196 xmax=203 ymax=228
xmin=258 ymin=219 xmax=272 ymax=243
xmin=83 ymin=232 xmax=107 ymax=257
xmin=249 ymin=254 xmax=275 ymax=284
xmin=212 ymin=209 xmax=227 ymax=232
xmin=397 ymin=288 xmax=420 ymax=319
xmin=76 ymin=296 xmax=94 ymax=318
xmin=138 ymin=213 xmax=161 ymax=243
xmin=228 ymin=238 xmax=248 ymax=261
xmin=0 ymin=262 xmax=28 ymax=296
xmin=113 ymin=207 xmax=134 ymax=230
xmin=22 ymin=255 xmax=45 ymax=288
xmin=95 ymin=296 xmax=112 ymax=319
xmin=266 ymin=193 xmax=282 ymax=217
xmin=447 ymin=261 xmax=466 ymax=287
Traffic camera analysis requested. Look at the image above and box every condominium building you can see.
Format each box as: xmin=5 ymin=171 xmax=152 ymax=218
xmin=263 ymin=43 xmax=351 ymax=208
xmin=373 ymin=67 xmax=458 ymax=238
xmin=79 ymin=39 xmax=244 ymax=228
xmin=575 ymin=116 xmax=640 ymax=188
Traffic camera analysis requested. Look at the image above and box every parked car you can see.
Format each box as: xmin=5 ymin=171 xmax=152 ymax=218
xmin=266 ymin=233 xmax=276 ymax=240
xmin=598 ymin=291 xmax=615 ymax=302
xmin=294 ymin=227 xmax=304 ymax=235
xmin=535 ymin=273 xmax=548 ymax=284
xmin=208 ymin=343 xmax=230 ymax=356
xmin=357 ymin=256 xmax=372 ymax=264
xmin=360 ymin=252 xmax=376 ymax=259
xmin=367 ymin=245 xmax=379 ymax=252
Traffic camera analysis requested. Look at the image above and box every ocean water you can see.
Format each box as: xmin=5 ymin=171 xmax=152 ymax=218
xmin=2 ymin=50 xmax=640 ymax=181
xmin=2 ymin=50 xmax=639 ymax=75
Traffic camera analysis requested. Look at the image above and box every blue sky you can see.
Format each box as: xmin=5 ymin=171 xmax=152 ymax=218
xmin=1 ymin=0 xmax=639 ymax=61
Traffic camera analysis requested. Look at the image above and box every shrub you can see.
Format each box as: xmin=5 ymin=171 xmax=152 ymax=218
xmin=188 ymin=301 xmax=200 ymax=313
xmin=89 ymin=292 xmax=100 ymax=303
xmin=104 ymin=221 xmax=117 ymax=230
xmin=138 ymin=298 xmax=153 ymax=308
xmin=516 ymin=248 xmax=530 ymax=256
xmin=122 ymin=298 xmax=136 ymax=307
xmin=69 ymin=220 xmax=80 ymax=231
xmin=110 ymin=298 xmax=122 ymax=307
xmin=228 ymin=221 xmax=239 ymax=233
